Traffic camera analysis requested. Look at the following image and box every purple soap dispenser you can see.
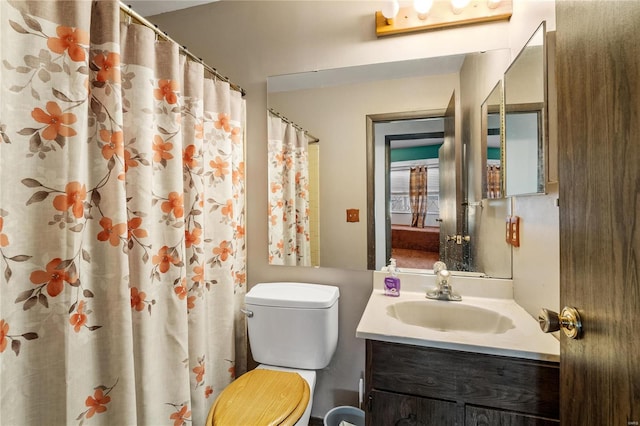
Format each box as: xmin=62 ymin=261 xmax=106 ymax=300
xmin=384 ymin=258 xmax=401 ymax=297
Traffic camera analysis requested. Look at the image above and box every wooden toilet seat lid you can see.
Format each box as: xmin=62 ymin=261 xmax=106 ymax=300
xmin=206 ymin=369 xmax=310 ymax=426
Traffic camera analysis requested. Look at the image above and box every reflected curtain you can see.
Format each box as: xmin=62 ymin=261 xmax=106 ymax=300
xmin=410 ymin=166 xmax=428 ymax=228
xmin=487 ymin=164 xmax=501 ymax=199
xmin=0 ymin=1 xmax=246 ymax=425
xmin=267 ymin=112 xmax=311 ymax=266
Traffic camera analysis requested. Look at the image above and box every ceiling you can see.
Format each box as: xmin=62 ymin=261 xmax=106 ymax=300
xmin=126 ymin=0 xmax=218 ymax=17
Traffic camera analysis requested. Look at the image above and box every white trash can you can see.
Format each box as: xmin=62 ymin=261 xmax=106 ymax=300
xmin=323 ymin=406 xmax=365 ymax=426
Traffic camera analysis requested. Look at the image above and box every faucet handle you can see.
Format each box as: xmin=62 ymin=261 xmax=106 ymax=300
xmin=433 ymin=261 xmax=447 ymax=274
xmin=437 ymin=269 xmax=451 ymax=283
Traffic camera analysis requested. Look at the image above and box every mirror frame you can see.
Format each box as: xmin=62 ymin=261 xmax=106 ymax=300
xmin=503 ymin=21 xmax=548 ymax=197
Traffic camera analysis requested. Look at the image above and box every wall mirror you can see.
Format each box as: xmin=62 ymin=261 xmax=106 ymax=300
xmin=504 ymin=21 xmax=547 ymax=196
xmin=481 ymin=81 xmax=504 ymax=200
xmin=267 ymin=50 xmax=512 ymax=277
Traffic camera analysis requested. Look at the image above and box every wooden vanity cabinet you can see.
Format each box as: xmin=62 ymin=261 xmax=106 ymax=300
xmin=365 ymin=340 xmax=559 ymax=426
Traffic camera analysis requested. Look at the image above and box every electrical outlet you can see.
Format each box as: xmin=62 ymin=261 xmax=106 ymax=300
xmin=505 ymin=215 xmax=520 ymax=246
xmin=510 ymin=216 xmax=520 ymax=247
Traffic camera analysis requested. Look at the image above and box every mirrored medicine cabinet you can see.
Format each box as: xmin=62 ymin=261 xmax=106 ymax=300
xmin=266 ymin=21 xmax=549 ymax=279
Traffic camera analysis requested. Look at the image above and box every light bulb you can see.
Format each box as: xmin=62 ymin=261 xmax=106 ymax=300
xmin=381 ymin=0 xmax=400 ymax=24
xmin=413 ymin=0 xmax=433 ymax=19
xmin=451 ymin=0 xmax=471 ymax=14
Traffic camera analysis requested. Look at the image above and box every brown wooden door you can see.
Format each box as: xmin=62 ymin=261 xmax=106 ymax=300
xmin=556 ymin=2 xmax=640 ymax=425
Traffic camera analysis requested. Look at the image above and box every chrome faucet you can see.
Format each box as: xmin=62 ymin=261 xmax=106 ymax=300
xmin=426 ymin=261 xmax=462 ymax=301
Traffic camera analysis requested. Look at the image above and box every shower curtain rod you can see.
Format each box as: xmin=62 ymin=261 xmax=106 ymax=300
xmin=268 ymin=108 xmax=319 ymax=143
xmin=119 ymin=2 xmax=246 ymax=97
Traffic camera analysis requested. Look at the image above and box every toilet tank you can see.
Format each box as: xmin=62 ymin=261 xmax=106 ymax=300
xmin=245 ymin=282 xmax=339 ymax=370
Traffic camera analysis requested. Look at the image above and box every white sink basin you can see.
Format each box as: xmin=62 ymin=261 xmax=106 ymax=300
xmin=387 ymin=300 xmax=515 ymax=334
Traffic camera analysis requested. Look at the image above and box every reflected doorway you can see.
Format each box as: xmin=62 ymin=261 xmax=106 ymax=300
xmin=376 ymin=116 xmax=445 ymax=270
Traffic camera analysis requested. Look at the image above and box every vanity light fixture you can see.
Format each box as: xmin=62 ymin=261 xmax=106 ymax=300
xmin=413 ymin=0 xmax=434 ymax=19
xmin=450 ymin=0 xmax=471 ymax=14
xmin=375 ymin=0 xmax=513 ymax=37
xmin=381 ymin=0 xmax=400 ymax=25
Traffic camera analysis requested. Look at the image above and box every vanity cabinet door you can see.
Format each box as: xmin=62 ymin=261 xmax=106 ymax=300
xmin=465 ymin=406 xmax=559 ymax=426
xmin=368 ymin=389 xmax=457 ymax=426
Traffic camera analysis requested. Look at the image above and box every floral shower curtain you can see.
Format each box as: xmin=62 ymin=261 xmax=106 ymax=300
xmin=267 ymin=112 xmax=311 ymax=266
xmin=0 ymin=1 xmax=246 ymax=425
xmin=410 ymin=166 xmax=428 ymax=228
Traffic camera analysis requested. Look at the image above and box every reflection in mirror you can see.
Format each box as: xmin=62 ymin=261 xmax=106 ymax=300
xmin=504 ymin=21 xmax=546 ymax=196
xmin=267 ymin=109 xmax=319 ymax=266
xmin=384 ymin=117 xmax=445 ymax=270
xmin=481 ymin=81 xmax=503 ymax=199
xmin=267 ymin=50 xmax=511 ymax=277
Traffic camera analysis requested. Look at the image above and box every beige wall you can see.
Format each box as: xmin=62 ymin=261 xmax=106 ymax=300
xmin=151 ymin=0 xmax=557 ymax=418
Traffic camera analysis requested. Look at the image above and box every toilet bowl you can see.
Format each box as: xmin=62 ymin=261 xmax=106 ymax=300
xmin=207 ymin=282 xmax=339 ymax=426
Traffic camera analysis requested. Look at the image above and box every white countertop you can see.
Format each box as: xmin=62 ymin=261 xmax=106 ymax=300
xmin=355 ymin=271 xmax=560 ymax=362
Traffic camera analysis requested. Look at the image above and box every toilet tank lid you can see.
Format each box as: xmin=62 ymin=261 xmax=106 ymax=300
xmin=246 ymin=282 xmax=339 ymax=309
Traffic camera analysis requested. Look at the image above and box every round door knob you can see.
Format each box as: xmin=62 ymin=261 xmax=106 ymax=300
xmin=538 ymin=306 xmax=583 ymax=339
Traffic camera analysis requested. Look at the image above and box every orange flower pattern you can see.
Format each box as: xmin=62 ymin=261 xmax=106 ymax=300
xmin=31 ymin=101 xmax=77 ymax=140
xmin=123 ymin=149 xmax=139 ymax=172
xmin=161 ymin=192 xmax=184 ymax=219
xmin=130 ymin=287 xmax=146 ymax=312
xmin=100 ymin=129 xmax=124 ymax=160
xmin=204 ymin=386 xmax=213 ymax=399
xmin=214 ymin=113 xmax=231 ymax=132
xmin=183 ymin=144 xmax=198 ymax=169
xmin=221 ymin=199 xmax=233 ymax=220
xmin=47 ymin=26 xmax=89 ymax=62
xmin=93 ymin=52 xmax=121 ymax=83
xmin=152 ymin=135 xmax=174 ymax=163
xmin=191 ymin=265 xmax=204 ymax=286
xmin=212 ymin=241 xmax=232 ymax=262
xmin=170 ymin=404 xmax=191 ymax=426
xmin=0 ymin=217 xmax=9 ymax=247
xmin=97 ymin=217 xmax=126 ymax=246
xmin=69 ymin=301 xmax=87 ymax=333
xmin=227 ymin=360 xmax=236 ymax=380
xmin=0 ymin=320 xmax=8 ymax=353
xmin=193 ymin=360 xmax=205 ymax=385
xmin=52 ymin=181 xmax=87 ymax=219
xmin=209 ymin=156 xmax=230 ymax=178
xmin=152 ymin=246 xmax=180 ymax=274
xmin=85 ymin=388 xmax=111 ymax=418
xmin=4 ymin=6 xmax=246 ymax=424
xmin=185 ymin=228 xmax=201 ymax=248
xmin=154 ymin=79 xmax=179 ymax=104
xmin=173 ymin=278 xmax=187 ymax=300
xmin=29 ymin=257 xmax=77 ymax=297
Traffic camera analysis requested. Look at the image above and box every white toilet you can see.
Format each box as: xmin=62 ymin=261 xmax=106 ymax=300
xmin=207 ymin=282 xmax=339 ymax=426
